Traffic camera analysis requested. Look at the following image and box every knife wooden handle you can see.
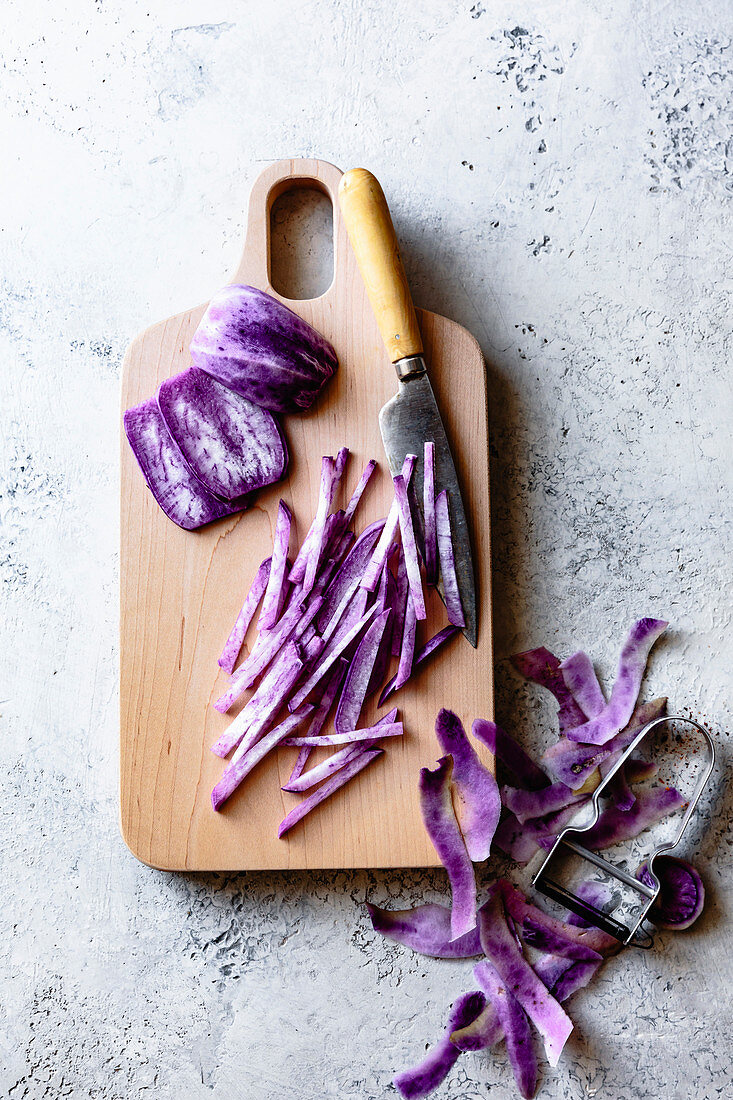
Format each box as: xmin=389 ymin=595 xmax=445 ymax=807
xmin=338 ymin=168 xmax=423 ymax=363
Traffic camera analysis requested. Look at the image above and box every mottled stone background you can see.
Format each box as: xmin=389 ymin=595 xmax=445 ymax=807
xmin=1 ymin=1 xmax=731 ymax=1097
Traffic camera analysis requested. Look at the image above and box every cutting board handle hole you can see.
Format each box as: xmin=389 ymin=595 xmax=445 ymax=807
xmin=269 ymin=184 xmax=334 ymax=301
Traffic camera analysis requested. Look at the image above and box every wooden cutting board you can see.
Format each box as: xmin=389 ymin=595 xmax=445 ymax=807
xmin=120 ymin=158 xmax=493 ymax=871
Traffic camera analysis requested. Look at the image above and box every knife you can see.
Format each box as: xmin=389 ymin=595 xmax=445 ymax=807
xmin=338 ymin=168 xmax=478 ymax=647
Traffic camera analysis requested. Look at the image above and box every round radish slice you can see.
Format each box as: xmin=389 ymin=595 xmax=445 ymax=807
xmin=636 ymin=856 xmax=705 ymax=930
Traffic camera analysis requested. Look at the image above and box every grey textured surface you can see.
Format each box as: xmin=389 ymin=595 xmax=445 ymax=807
xmin=1 ymin=1 xmax=731 ymax=1097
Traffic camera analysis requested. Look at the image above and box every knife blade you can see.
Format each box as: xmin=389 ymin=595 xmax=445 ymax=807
xmin=338 ymin=168 xmax=478 ymax=647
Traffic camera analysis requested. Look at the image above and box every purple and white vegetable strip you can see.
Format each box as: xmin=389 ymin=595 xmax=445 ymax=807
xmin=316 ymin=519 xmax=384 ymax=635
xmin=211 ymin=641 xmax=303 ymax=757
xmin=283 ymin=720 xmax=403 ymax=747
xmin=501 ymin=780 xmax=586 ymax=825
xmin=285 ymin=658 xmax=349 ymax=783
xmin=419 ymin=757 xmax=476 ymax=940
xmin=510 ymin=647 xmax=587 ymax=732
xmin=435 ymin=709 xmax=500 ymax=862
xmin=559 ymin=651 xmax=605 ymax=719
xmin=471 ymin=719 xmax=550 ymax=791
xmin=474 ymin=960 xmax=538 ymax=1099
xmin=393 ymin=991 xmax=487 ymax=1100
xmin=258 ymin=501 xmax=292 ymax=630
xmin=211 ymin=705 xmax=313 ymax=811
xmin=435 ymin=490 xmax=465 ymax=628
xmin=423 ymin=441 xmax=438 ymax=585
xmin=282 ymin=742 xmax=364 ymax=794
xmin=498 ymin=881 xmax=614 ymax=958
xmin=478 ymin=890 xmax=573 ymax=1066
xmin=288 ymin=602 xmax=377 ymax=711
xmin=334 ymin=610 xmax=392 ymax=734
xmin=379 ymin=626 xmax=459 ymax=706
xmin=277 ymin=748 xmax=383 ymax=837
xmin=366 ymin=902 xmax=485 ymax=959
xmin=393 ymin=472 xmax=426 ymax=620
xmin=360 ymin=454 xmax=416 ymax=592
xmin=391 ymin=551 xmax=409 ymax=656
xmin=493 ymin=800 xmax=590 ymax=864
xmin=218 ymin=557 xmax=271 ymax=674
xmin=303 ymin=456 xmax=337 ymax=593
xmin=565 ymin=619 xmax=668 ymax=744
xmin=393 ymin=594 xmax=417 ymax=693
xmin=343 ymin=458 xmax=377 ymax=524
xmin=567 ymin=784 xmax=686 ymax=851
xmin=229 ymin=646 xmax=307 ymax=760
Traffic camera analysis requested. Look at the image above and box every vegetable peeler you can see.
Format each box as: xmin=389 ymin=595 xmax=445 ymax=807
xmin=532 ymin=716 xmax=715 ymax=948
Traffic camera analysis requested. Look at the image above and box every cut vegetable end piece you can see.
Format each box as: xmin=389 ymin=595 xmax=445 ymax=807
xmin=278 ymin=748 xmax=384 ymax=837
xmin=636 ymin=856 xmax=704 ymax=929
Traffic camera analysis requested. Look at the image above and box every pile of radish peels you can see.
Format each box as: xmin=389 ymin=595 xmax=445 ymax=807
xmin=369 ymin=620 xmax=705 ymax=1099
xmin=210 ymin=444 xmax=466 ymax=834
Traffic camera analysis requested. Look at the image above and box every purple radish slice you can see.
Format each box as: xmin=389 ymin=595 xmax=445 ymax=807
xmin=157 ymin=366 xmax=287 ymax=501
xmin=473 ymin=960 xmax=538 ymax=1099
xmin=393 ymin=594 xmax=417 ymax=693
xmin=282 ymin=742 xmax=364 ymax=793
xmin=214 ymin=594 xmax=308 ymax=712
xmin=501 ymin=779 xmax=586 ymax=824
xmin=471 ymin=719 xmax=550 ymax=791
xmin=343 ymin=458 xmax=377 ymax=524
xmin=334 ymin=609 xmax=392 ymax=734
xmin=218 ymin=557 xmax=271 ymax=674
xmin=393 ymin=991 xmax=487 ymax=1100
xmin=283 ymin=720 xmax=403 ymax=747
xmin=211 ymin=641 xmax=302 ymax=758
xmin=565 ymin=619 xmax=669 ymax=744
xmin=361 ymin=454 xmax=417 ymax=592
xmin=391 ymin=550 xmax=409 ymax=656
xmin=288 ymin=602 xmax=378 ymax=711
xmin=190 ymin=284 xmax=337 ymax=412
xmin=366 ymin=901 xmax=488 ymax=959
xmin=258 ymin=501 xmax=292 ymax=630
xmin=303 ymin=456 xmax=337 ymax=593
xmin=478 ymin=887 xmax=573 ymax=1067
xmin=316 ymin=519 xmax=385 ymax=634
xmin=559 ymin=651 xmax=606 ymax=718
xmin=211 ymin=705 xmax=313 ymax=811
xmin=510 ymin=646 xmax=587 ymax=731
xmin=393 ymin=472 xmax=426 ymax=620
xmin=123 ymin=399 xmax=252 ymax=530
xmin=423 ymin=440 xmax=438 ymax=586
xmin=277 ymin=748 xmax=384 ymax=837
xmin=419 ymin=757 xmax=476 ymax=940
xmin=435 ymin=489 xmax=466 ymax=628
xmin=435 ymin=709 xmax=500 ymax=862
xmin=636 ymin=856 xmax=704 ymax=929
xmin=378 ymin=625 xmax=459 ymax=706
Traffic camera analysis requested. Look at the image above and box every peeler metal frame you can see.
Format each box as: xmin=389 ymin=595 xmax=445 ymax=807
xmin=532 ymin=715 xmax=715 ymax=948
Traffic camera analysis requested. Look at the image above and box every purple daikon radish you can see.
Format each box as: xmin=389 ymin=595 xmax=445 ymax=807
xmin=282 ymin=742 xmax=363 ymax=793
xmin=157 ymin=367 xmax=288 ymax=500
xmin=419 ymin=757 xmax=476 ymax=939
xmin=316 ymin=520 xmax=385 ymax=633
xmin=361 ymin=454 xmax=417 ymax=592
xmin=542 ymin=696 xmax=668 ymax=789
xmin=285 ymin=658 xmax=349 ymax=784
xmin=288 ymin=603 xmax=377 ymax=710
xmin=303 ymin=456 xmax=337 ymax=592
xmin=501 ymin=780 xmax=586 ymax=824
xmin=478 ymin=889 xmax=573 ymax=1066
xmin=190 ymin=284 xmax=337 ymax=412
xmin=124 ymin=400 xmax=252 ymax=529
xmin=218 ymin=557 xmax=271 ymax=673
xmin=379 ymin=625 xmax=459 ymax=706
xmin=511 ymin=646 xmax=587 ymax=731
xmin=473 ymin=960 xmax=538 ymax=1099
xmin=391 ymin=551 xmax=409 ymax=656
xmin=435 ymin=490 xmax=465 ymax=628
xmin=214 ymin=596 xmax=307 ymax=711
xmin=258 ymin=501 xmax=292 ymax=629
xmin=212 ymin=642 xmax=303 ymax=758
xmin=366 ymin=901 xmax=486 ymax=959
xmin=423 ymin=440 xmax=438 ymax=585
xmin=393 ymin=473 xmax=426 ymax=620
xmin=393 ymin=991 xmax=487 ymax=1100
xmin=278 ymin=748 xmax=384 ymax=837
xmin=367 ymin=568 xmax=396 ymax=697
xmin=283 ymin=720 xmax=403 ymax=748
xmin=498 ymin=881 xmax=612 ymax=958
xmin=560 ymin=651 xmax=605 ymax=718
xmin=435 ymin=709 xmax=500 ymax=862
xmin=470 ymin=719 xmax=550 ymax=791
xmin=344 ymin=458 xmax=377 ymax=524
xmin=334 ymin=610 xmax=392 ymax=734
xmin=566 ymin=619 xmax=668 ymax=744
xmin=393 ymin=595 xmax=417 ymax=693
xmin=211 ymin=705 xmax=313 ymax=811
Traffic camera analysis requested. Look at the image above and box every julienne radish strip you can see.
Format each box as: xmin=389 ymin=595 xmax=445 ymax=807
xmin=334 ymin=609 xmax=392 ymax=734
xmin=423 ymin=440 xmax=437 ymax=586
xmin=288 ymin=603 xmax=378 ymax=711
xmin=303 ymin=455 xmax=337 ymax=593
xmin=419 ymin=757 xmax=477 ymax=940
xmin=391 ymin=550 xmax=408 ymax=656
xmin=214 ymin=595 xmax=307 ymax=711
xmin=277 ymin=748 xmax=384 ymax=837
xmin=282 ymin=720 xmax=403 ymax=747
xmin=343 ymin=458 xmax=377 ymax=524
xmin=334 ymin=445 xmax=349 ymax=484
xmin=393 ymin=595 xmax=416 ymax=693
xmin=211 ymin=641 xmax=303 ymax=758
xmin=228 ymin=645 xmax=306 ymax=761
xmin=559 ymin=651 xmax=605 ymax=719
xmin=317 ymin=520 xmax=385 ymax=636
xmin=378 ymin=625 xmax=459 ymax=706
xmin=435 ymin=489 xmax=465 ymax=628
xmin=285 ymin=658 xmax=349 ymax=785
xmin=282 ymin=742 xmax=363 ymax=793
xmin=258 ymin=501 xmax=292 ymax=630
xmin=218 ymin=557 xmax=271 ymax=674
xmin=211 ymin=706 xmax=313 ymax=811
xmin=393 ymin=472 xmax=426 ymax=620
xmin=361 ymin=454 xmax=416 ymax=592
